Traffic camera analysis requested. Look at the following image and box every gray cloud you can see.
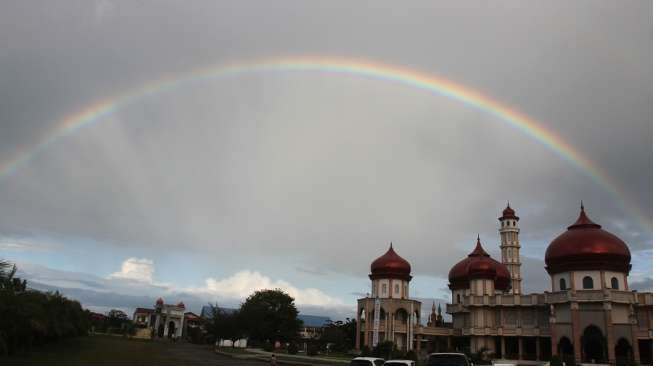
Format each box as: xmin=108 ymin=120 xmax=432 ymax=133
xmin=1 ymin=1 xmax=652 ymax=308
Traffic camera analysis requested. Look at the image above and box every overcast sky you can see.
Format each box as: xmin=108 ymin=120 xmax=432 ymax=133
xmin=1 ymin=1 xmax=653 ymax=320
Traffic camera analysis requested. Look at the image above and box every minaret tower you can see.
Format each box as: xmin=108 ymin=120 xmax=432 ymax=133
xmin=499 ymin=203 xmax=522 ymax=294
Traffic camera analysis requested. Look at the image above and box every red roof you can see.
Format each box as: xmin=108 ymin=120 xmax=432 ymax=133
xmin=90 ymin=312 xmax=108 ymax=321
xmin=545 ymin=205 xmax=631 ymax=274
xmin=499 ymin=203 xmax=519 ymax=221
xmin=448 ymin=236 xmax=511 ymax=291
xmin=185 ymin=312 xmax=200 ymax=320
xmin=369 ymin=243 xmax=412 ymax=281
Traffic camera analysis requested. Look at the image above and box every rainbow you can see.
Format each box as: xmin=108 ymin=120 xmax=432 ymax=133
xmin=1 ymin=56 xmax=650 ymax=234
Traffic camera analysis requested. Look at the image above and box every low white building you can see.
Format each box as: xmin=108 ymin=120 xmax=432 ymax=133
xmin=152 ymin=298 xmax=186 ymax=339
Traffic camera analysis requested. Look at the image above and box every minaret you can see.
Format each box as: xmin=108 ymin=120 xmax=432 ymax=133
xmin=428 ymin=301 xmax=437 ymax=326
xmin=499 ymin=203 xmax=522 ymax=294
xmin=436 ymin=303 xmax=443 ymax=326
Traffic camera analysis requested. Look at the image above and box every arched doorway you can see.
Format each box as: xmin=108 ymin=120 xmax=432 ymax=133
xmin=167 ymin=321 xmax=176 ymax=338
xmin=157 ymin=323 xmax=165 ymax=338
xmin=395 ymin=308 xmax=408 ymax=322
xmin=582 ymin=325 xmax=606 ymax=363
xmin=558 ymin=336 xmax=574 ymax=358
xmin=615 ymin=338 xmax=633 ymax=366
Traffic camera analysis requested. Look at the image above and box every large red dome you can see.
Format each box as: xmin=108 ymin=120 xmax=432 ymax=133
xmin=545 ymin=205 xmax=631 ymax=274
xmin=370 ymin=244 xmax=412 ymax=281
xmin=448 ymin=237 xmax=511 ymax=291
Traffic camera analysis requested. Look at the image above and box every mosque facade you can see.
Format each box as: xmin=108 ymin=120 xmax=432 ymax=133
xmin=355 ymin=205 xmax=653 ymax=365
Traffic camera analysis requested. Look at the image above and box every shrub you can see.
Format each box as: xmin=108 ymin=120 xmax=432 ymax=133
xmin=307 ymin=344 xmax=319 ymax=356
xmin=288 ymin=342 xmax=299 ymax=355
xmin=263 ymin=341 xmax=274 ymax=352
xmin=360 ymin=346 xmax=371 ymax=357
xmin=0 ymin=335 xmax=7 ymax=357
xmin=0 ymin=264 xmax=91 ymax=357
xmin=550 ymin=355 xmax=563 ymax=366
xmin=405 ymin=350 xmax=418 ymax=361
xmin=373 ymin=341 xmax=395 ymax=359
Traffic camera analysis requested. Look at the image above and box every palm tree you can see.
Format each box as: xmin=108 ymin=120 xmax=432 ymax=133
xmin=0 ymin=259 xmax=10 ymax=278
xmin=0 ymin=259 xmax=17 ymax=289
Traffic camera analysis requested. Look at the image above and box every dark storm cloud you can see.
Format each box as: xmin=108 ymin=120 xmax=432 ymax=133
xmin=1 ymin=0 xmax=652 ymax=298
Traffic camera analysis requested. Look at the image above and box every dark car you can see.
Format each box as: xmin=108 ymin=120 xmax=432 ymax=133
xmin=427 ymin=353 xmax=472 ymax=366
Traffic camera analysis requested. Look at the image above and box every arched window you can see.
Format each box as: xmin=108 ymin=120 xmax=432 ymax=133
xmin=611 ymin=277 xmax=619 ymax=290
xmin=559 ymin=278 xmax=567 ymax=290
xmin=583 ymin=276 xmax=594 ymax=289
xmin=382 ymin=283 xmax=387 ymax=294
xmin=457 ymin=294 xmax=461 ymax=303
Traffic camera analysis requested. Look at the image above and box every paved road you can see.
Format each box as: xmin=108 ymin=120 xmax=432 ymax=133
xmin=161 ymin=342 xmax=267 ymax=366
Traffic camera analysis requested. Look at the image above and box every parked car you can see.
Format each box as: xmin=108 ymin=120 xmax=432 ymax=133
xmin=350 ymin=357 xmax=385 ymax=366
xmin=427 ymin=353 xmax=472 ymax=366
xmin=384 ymin=360 xmax=416 ymax=366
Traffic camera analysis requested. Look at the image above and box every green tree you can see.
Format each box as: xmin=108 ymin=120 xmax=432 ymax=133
xmin=0 ymin=260 xmax=90 ymax=356
xmin=239 ymin=289 xmax=301 ymax=344
xmin=321 ymin=318 xmax=357 ymax=352
xmin=206 ymin=304 xmax=245 ymax=347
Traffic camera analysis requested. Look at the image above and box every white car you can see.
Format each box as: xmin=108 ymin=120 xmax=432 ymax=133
xmin=384 ymin=360 xmax=416 ymax=366
xmin=350 ymin=357 xmax=385 ymax=366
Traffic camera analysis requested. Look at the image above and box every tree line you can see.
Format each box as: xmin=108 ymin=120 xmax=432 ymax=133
xmin=205 ymin=288 xmax=357 ymax=355
xmin=0 ymin=260 xmax=91 ymax=356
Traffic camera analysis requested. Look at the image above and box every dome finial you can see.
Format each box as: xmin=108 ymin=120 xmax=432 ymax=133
xmin=470 ymin=235 xmax=489 ymax=257
xmin=507 ymin=200 xmax=510 ymax=208
xmin=569 ymin=202 xmax=601 ymax=229
xmin=390 ymin=241 xmax=393 ymax=249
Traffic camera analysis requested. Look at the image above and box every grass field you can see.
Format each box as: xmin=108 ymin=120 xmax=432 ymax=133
xmin=3 ymin=335 xmax=214 ymax=366
xmin=3 ymin=336 xmax=352 ymax=366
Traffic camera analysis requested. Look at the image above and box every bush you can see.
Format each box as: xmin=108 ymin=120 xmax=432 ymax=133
xmin=0 ymin=265 xmax=91 ymax=357
xmin=373 ymin=341 xmax=395 ymax=359
xmin=288 ymin=342 xmax=299 ymax=355
xmin=405 ymin=350 xmax=418 ymax=361
xmin=0 ymin=335 xmax=7 ymax=357
xmin=263 ymin=341 xmax=274 ymax=352
xmin=550 ymin=355 xmax=563 ymax=366
xmin=187 ymin=327 xmax=204 ymax=344
xmin=561 ymin=355 xmax=576 ymax=366
xmin=307 ymin=344 xmax=319 ymax=356
xmin=360 ymin=346 xmax=371 ymax=357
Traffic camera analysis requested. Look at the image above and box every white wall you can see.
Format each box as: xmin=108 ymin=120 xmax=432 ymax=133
xmin=573 ymin=270 xmax=602 ymax=290
xmin=372 ymin=279 xmax=408 ymax=299
xmin=551 ymin=270 xmax=628 ymax=291
xmin=604 ymin=271 xmax=626 ymax=290
xmin=552 ymin=272 xmax=572 ymax=291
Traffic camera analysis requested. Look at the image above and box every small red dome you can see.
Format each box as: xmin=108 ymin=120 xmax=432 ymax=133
xmin=500 ymin=203 xmax=519 ymax=221
xmin=177 ymin=302 xmax=185 ymax=309
xmin=449 ymin=237 xmax=511 ymax=291
xmin=545 ymin=205 xmax=631 ymax=274
xmin=370 ymin=243 xmax=412 ymax=281
xmin=156 ymin=297 xmax=164 ymax=305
